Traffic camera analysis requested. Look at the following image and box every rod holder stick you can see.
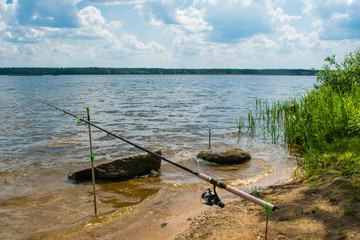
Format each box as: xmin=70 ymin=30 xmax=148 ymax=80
xmin=86 ymin=107 xmax=98 ymax=217
xmin=208 ymin=129 xmax=211 ymax=149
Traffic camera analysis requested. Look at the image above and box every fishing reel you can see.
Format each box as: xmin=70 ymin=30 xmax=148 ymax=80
xmin=201 ymin=186 xmax=225 ymax=208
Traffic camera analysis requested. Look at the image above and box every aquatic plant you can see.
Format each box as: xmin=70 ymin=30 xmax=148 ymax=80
xmin=244 ymin=98 xmax=296 ymax=144
xmin=247 ymin=111 xmax=256 ymax=136
xmin=235 ymin=116 xmax=245 ymax=134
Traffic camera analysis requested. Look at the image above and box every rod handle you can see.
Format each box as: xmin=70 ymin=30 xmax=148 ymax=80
xmin=198 ymin=173 xmax=276 ymax=211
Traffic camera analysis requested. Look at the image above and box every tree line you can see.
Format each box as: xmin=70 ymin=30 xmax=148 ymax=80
xmin=0 ymin=67 xmax=318 ymax=76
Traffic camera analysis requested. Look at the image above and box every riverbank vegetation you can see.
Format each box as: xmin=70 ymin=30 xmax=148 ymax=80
xmin=246 ymin=48 xmax=360 ymax=200
xmin=0 ymin=67 xmax=317 ymax=76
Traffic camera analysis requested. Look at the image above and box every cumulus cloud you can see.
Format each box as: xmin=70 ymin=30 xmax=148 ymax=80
xmin=1 ymin=0 xmax=360 ymax=68
xmin=120 ymin=32 xmax=165 ymax=52
xmin=2 ymin=3 xmax=116 ymax=42
xmin=176 ymin=6 xmax=211 ymax=33
xmin=79 ymin=6 xmax=106 ymax=26
xmin=270 ymin=6 xmax=302 ymax=24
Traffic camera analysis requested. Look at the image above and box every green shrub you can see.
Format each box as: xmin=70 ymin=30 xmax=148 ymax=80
xmin=315 ymin=48 xmax=360 ymax=93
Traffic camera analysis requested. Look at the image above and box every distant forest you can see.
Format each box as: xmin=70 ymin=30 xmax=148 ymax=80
xmin=0 ymin=67 xmax=318 ymax=76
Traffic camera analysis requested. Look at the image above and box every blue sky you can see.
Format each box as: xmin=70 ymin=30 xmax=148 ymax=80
xmin=0 ymin=0 xmax=359 ymax=68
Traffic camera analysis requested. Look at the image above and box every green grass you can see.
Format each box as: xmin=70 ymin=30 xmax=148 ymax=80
xmin=344 ymin=208 xmax=356 ymax=216
xmin=244 ymin=87 xmax=360 ymax=177
xmin=237 ymin=49 xmax=360 ymax=198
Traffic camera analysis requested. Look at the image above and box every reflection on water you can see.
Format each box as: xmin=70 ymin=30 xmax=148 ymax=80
xmin=0 ymin=75 xmax=315 ymax=239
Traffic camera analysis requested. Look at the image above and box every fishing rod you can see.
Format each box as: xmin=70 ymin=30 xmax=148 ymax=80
xmin=37 ymin=99 xmax=277 ymax=211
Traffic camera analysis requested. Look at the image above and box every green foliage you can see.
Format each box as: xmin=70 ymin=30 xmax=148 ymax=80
xmin=284 ymin=86 xmax=360 ymax=151
xmin=245 ymin=48 xmax=360 ymax=179
xmin=315 ymin=48 xmax=360 ymax=92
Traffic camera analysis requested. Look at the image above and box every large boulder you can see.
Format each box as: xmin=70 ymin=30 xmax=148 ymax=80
xmin=68 ymin=149 xmax=162 ymax=181
xmin=197 ymin=147 xmax=251 ymax=165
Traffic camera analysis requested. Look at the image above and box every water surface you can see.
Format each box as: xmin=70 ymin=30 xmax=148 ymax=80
xmin=0 ymin=75 xmax=315 ymax=239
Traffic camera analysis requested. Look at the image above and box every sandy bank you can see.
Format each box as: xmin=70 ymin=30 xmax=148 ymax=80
xmin=48 ymin=172 xmax=360 ymax=240
xmin=175 ymin=174 xmax=360 ymax=240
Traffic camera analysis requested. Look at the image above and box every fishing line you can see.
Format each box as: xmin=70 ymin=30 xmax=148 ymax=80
xmin=36 ymin=99 xmax=277 ymax=211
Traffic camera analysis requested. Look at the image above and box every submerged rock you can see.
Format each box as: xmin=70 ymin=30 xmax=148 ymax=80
xmin=68 ymin=149 xmax=162 ymax=181
xmin=197 ymin=147 xmax=251 ymax=165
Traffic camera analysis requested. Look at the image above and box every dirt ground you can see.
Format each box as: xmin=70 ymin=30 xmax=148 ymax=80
xmin=175 ymin=174 xmax=360 ymax=240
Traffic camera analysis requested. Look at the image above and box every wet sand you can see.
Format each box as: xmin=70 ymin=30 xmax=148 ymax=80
xmin=45 ymin=173 xmax=360 ymax=240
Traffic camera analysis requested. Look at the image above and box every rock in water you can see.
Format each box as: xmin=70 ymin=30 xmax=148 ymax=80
xmin=197 ymin=147 xmax=251 ymax=165
xmin=68 ymin=149 xmax=162 ymax=181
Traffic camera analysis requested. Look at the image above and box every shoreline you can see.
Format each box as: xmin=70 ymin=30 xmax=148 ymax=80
xmin=42 ymin=169 xmax=293 ymax=240
xmin=51 ymin=171 xmax=360 ymax=240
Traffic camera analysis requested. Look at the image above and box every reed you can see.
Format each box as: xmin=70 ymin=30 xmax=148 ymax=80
xmin=235 ymin=116 xmax=245 ymax=134
xmin=245 ymin=98 xmax=294 ymax=144
xmin=240 ymin=84 xmax=360 ymax=176
xmin=247 ymin=111 xmax=256 ymax=136
xmin=238 ymin=49 xmax=360 ymax=180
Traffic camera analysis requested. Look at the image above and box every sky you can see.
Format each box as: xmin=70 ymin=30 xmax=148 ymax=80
xmin=0 ymin=0 xmax=359 ymax=69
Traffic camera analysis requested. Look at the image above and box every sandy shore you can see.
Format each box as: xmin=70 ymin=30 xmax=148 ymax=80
xmin=175 ymin=175 xmax=360 ymax=240
xmin=50 ymin=172 xmax=360 ymax=240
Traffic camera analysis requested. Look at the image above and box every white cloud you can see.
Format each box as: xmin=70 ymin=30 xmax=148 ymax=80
xmin=23 ymin=43 xmax=38 ymax=55
xmin=270 ymin=6 xmax=302 ymax=23
xmin=108 ymin=20 xmax=122 ymax=28
xmin=0 ymin=0 xmax=360 ymax=68
xmin=0 ymin=21 xmax=7 ymax=31
xmin=121 ymin=32 xmax=165 ymax=52
xmin=53 ymin=42 xmax=76 ymax=56
xmin=0 ymin=0 xmax=17 ymax=18
xmin=176 ymin=7 xmax=211 ymax=33
xmin=79 ymin=6 xmax=106 ymax=26
xmin=0 ymin=41 xmax=19 ymax=57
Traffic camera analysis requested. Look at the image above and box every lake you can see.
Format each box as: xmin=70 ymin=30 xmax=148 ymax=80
xmin=0 ymin=75 xmax=315 ymax=239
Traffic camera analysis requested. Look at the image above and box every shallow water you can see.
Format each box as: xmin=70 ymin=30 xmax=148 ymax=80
xmin=0 ymin=75 xmax=315 ymax=239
